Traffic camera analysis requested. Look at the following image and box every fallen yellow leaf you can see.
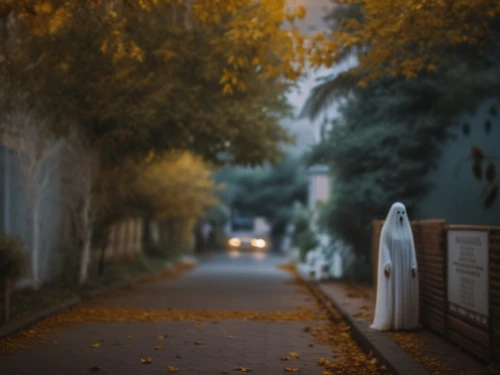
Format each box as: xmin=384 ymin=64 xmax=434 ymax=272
xmin=91 ymin=343 xmax=101 ymax=348
xmin=141 ymin=357 xmax=152 ymax=364
xmin=155 ymin=345 xmax=163 ymax=351
xmin=168 ymin=366 xmax=178 ymax=372
xmin=284 ymin=368 xmax=300 ymax=372
xmin=280 ymin=357 xmax=290 ymax=361
xmin=289 ymin=352 xmax=300 ymax=359
xmin=234 ymin=366 xmax=252 ymax=372
xmin=127 ymin=336 xmax=133 ymax=339
xmin=158 ymin=334 xmax=167 ymax=339
xmin=194 ymin=341 xmax=201 ymax=345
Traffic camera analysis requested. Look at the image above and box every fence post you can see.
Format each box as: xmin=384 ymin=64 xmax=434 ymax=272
xmin=488 ymin=229 xmax=493 ymax=363
xmin=137 ymin=218 xmax=143 ymax=255
xmin=415 ymin=220 xmax=424 ymax=326
xmin=443 ymin=223 xmax=449 ymax=340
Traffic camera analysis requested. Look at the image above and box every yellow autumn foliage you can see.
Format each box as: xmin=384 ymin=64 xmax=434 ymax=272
xmin=1 ymin=0 xmax=308 ymax=93
xmin=307 ymin=0 xmax=500 ymax=82
xmin=132 ymin=150 xmax=219 ymax=220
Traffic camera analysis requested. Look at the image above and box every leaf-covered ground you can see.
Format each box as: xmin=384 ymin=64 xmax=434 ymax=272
xmin=0 ymin=259 xmax=393 ymax=374
xmin=320 ymin=280 xmax=498 ymax=375
xmin=7 ymin=255 xmax=174 ymax=322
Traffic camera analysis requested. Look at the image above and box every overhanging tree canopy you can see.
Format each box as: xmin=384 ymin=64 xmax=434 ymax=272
xmin=0 ymin=0 xmax=308 ymax=166
xmin=306 ymin=0 xmax=500 ymax=85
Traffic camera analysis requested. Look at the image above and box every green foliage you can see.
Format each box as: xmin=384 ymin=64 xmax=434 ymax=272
xmin=303 ymin=1 xmax=500 ymax=258
xmin=158 ymin=218 xmax=196 ymax=256
xmin=201 ymin=206 xmax=229 ymax=251
xmin=205 ymin=205 xmax=229 ymax=227
xmin=343 ymin=257 xmax=373 ymax=285
xmin=0 ymin=234 xmax=27 ymax=280
xmin=314 ymin=75 xmax=460 ymax=259
xmin=290 ymin=204 xmax=318 ymax=262
xmin=216 ymin=155 xmax=307 ymax=244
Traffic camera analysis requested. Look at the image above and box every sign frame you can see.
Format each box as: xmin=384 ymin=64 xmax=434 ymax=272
xmin=447 ymin=229 xmax=489 ymax=328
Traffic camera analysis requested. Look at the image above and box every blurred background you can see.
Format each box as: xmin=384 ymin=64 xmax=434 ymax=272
xmin=0 ymin=0 xmax=499 ymax=323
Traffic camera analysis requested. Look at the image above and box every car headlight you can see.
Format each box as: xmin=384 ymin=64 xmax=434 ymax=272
xmin=251 ymin=239 xmax=266 ymax=248
xmin=228 ymin=238 xmax=241 ymax=247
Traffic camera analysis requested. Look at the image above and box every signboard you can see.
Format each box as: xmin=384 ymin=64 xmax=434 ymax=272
xmin=447 ymin=230 xmax=489 ymax=327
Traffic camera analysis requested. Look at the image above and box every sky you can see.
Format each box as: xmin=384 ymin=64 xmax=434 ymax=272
xmin=282 ymin=0 xmax=335 ymax=156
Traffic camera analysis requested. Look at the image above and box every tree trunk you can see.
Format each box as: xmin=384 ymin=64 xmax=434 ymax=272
xmin=143 ymin=219 xmax=151 ymax=249
xmin=98 ymin=243 xmax=106 ymax=277
xmin=4 ymin=278 xmax=11 ymax=323
xmin=31 ymin=200 xmax=40 ymax=290
xmin=79 ymin=229 xmax=92 ymax=285
xmin=78 ymin=199 xmax=92 ymax=286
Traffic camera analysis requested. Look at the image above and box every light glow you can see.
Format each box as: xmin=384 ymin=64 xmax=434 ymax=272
xmin=251 ymin=239 xmax=266 ymax=248
xmin=228 ymin=238 xmax=241 ymax=247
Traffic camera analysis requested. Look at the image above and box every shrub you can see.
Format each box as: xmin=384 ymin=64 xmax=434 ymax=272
xmin=0 ymin=234 xmax=27 ymax=281
xmin=291 ymin=205 xmax=318 ymax=262
xmin=343 ymin=256 xmax=373 ymax=285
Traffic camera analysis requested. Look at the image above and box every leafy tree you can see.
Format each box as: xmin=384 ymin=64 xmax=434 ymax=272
xmin=0 ymin=0 xmax=315 ymax=285
xmin=1 ymin=0 xmax=306 ymax=166
xmin=130 ymin=151 xmax=219 ymax=220
xmin=62 ymin=130 xmax=99 ymax=286
xmin=306 ymin=0 xmax=500 ymax=84
xmin=290 ymin=204 xmax=318 ymax=262
xmin=302 ymin=2 xmax=500 ymax=219
xmin=307 ymin=75 xmax=470 ymax=260
xmin=216 ymin=155 xmax=308 ymax=247
xmin=0 ymin=105 xmax=63 ymax=289
xmin=0 ymin=0 xmax=308 ymax=88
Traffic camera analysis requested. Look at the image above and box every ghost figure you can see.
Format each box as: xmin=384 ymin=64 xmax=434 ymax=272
xmin=371 ymin=202 xmax=419 ymax=331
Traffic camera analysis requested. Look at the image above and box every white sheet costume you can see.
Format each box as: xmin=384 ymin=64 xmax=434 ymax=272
xmin=371 ymin=202 xmax=419 ymax=331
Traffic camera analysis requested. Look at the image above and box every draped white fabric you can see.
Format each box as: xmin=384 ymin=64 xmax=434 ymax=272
xmin=371 ymin=202 xmax=419 ymax=331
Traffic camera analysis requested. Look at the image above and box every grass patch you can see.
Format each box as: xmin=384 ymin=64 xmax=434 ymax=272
xmin=9 ymin=284 xmax=78 ymax=321
xmin=83 ymin=253 xmax=171 ymax=290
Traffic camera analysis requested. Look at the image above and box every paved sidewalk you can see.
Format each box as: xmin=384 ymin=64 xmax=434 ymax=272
xmin=0 ymin=254 xmax=335 ymax=375
xmin=0 ymin=258 xmax=198 ymax=342
xmin=317 ymin=280 xmax=494 ymax=375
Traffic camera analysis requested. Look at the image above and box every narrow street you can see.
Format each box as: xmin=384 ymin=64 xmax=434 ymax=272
xmin=0 ymin=253 xmax=350 ymax=375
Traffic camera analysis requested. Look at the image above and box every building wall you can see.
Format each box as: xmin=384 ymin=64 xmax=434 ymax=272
xmin=308 ymin=167 xmax=330 ymax=210
xmin=418 ymin=99 xmax=500 ymax=226
xmin=0 ymin=143 xmax=64 ymax=287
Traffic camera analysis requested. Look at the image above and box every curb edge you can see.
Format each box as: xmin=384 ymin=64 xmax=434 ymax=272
xmin=294 ymin=266 xmax=430 ymax=375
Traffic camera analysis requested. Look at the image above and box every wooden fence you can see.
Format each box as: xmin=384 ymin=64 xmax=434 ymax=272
xmin=372 ymin=219 xmax=500 ymax=364
xmin=101 ymin=217 xmax=144 ymax=261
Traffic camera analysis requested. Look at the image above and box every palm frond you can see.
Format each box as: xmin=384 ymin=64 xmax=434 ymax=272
xmin=300 ymin=70 xmax=359 ymax=121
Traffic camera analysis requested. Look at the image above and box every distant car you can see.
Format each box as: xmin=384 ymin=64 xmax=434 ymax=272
xmin=228 ymin=230 xmax=270 ymax=251
xmin=227 ymin=217 xmax=270 ymax=252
